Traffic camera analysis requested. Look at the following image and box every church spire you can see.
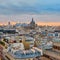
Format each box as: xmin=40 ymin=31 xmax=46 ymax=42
xmin=30 ymin=18 xmax=35 ymax=24
xmin=32 ymin=18 xmax=34 ymax=22
xmin=29 ymin=18 xmax=37 ymax=29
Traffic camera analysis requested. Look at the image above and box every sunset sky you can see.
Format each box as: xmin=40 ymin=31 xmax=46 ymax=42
xmin=0 ymin=0 xmax=60 ymax=26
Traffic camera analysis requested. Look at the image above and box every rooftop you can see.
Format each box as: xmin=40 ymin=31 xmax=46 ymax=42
xmin=8 ymin=47 xmax=42 ymax=59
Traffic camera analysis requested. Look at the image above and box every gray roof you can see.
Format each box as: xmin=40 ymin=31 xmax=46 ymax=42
xmin=8 ymin=49 xmax=41 ymax=59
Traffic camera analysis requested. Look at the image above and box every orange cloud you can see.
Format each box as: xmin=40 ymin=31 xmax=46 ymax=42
xmin=37 ymin=22 xmax=60 ymax=26
xmin=11 ymin=22 xmax=16 ymax=25
xmin=0 ymin=21 xmax=60 ymax=26
xmin=0 ymin=22 xmax=16 ymax=26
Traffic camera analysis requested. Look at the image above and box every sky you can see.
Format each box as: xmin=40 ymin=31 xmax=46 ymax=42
xmin=0 ymin=0 xmax=60 ymax=26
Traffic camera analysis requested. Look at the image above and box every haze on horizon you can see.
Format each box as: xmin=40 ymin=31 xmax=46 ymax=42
xmin=0 ymin=0 xmax=60 ymax=26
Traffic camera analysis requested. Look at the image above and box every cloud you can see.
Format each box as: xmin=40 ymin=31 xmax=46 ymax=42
xmin=0 ymin=14 xmax=60 ymax=26
xmin=0 ymin=0 xmax=60 ymax=24
xmin=0 ymin=0 xmax=60 ymax=14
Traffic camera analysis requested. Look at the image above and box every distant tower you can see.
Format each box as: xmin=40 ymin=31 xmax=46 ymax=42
xmin=8 ymin=22 xmax=11 ymax=28
xmin=8 ymin=22 xmax=11 ymax=26
xmin=30 ymin=18 xmax=35 ymax=25
xmin=30 ymin=18 xmax=36 ymax=29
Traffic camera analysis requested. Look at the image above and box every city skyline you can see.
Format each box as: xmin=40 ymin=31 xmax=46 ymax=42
xmin=0 ymin=0 xmax=60 ymax=26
